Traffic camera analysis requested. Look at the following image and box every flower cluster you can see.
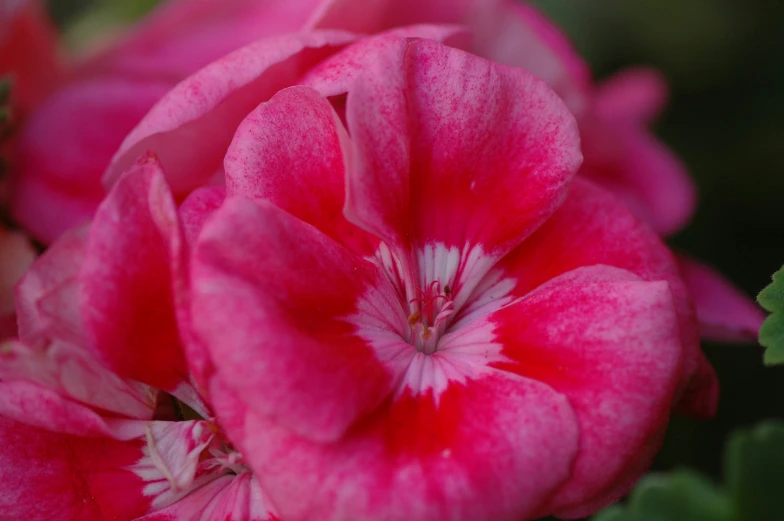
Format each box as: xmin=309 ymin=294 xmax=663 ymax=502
xmin=0 ymin=1 xmax=764 ymax=520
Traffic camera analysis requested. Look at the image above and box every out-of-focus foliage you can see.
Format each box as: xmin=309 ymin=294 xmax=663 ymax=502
xmin=592 ymin=422 xmax=784 ymax=521
xmin=758 ymin=267 xmax=784 ymax=365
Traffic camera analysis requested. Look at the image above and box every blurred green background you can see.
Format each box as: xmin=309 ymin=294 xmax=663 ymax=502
xmin=45 ymin=0 xmax=784 ymax=517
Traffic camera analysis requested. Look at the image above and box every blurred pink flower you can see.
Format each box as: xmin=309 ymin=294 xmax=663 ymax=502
xmin=0 ymin=0 xmax=62 ymax=116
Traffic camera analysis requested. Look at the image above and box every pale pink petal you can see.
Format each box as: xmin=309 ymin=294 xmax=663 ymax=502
xmin=487 ymin=179 xmax=715 ymax=419
xmin=108 ymin=420 xmax=215 ymax=499
xmin=191 ymin=197 xmax=402 ymax=442
xmin=134 ymin=473 xmax=277 ymax=521
xmin=15 ymin=224 xmax=89 ymax=347
xmin=481 ymin=266 xmax=682 ymax=515
xmin=0 ymin=378 xmax=116 ymax=437
xmin=345 ymin=38 xmax=580 ymax=257
xmin=0 ymin=417 xmax=151 ymax=520
xmin=224 ymin=85 xmax=377 ymax=255
xmin=216 ymin=373 xmax=579 ymax=521
xmin=11 ymin=78 xmax=171 ymax=243
xmin=81 ymin=157 xmax=187 ymax=391
xmin=105 ymin=31 xmax=357 ymax=198
xmin=677 ymin=254 xmax=765 ymax=342
xmin=0 ymin=339 xmax=155 ymax=421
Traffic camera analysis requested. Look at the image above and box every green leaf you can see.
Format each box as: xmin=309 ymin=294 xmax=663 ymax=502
xmin=632 ymin=471 xmax=731 ymax=521
xmin=758 ymin=266 xmax=784 ymax=364
xmin=594 ymin=471 xmax=731 ymax=521
xmin=726 ymin=421 xmax=784 ymax=521
xmin=592 ymin=422 xmax=784 ymax=521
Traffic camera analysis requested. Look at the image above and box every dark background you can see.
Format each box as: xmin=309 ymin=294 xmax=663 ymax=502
xmin=45 ymin=0 xmax=784 ymax=516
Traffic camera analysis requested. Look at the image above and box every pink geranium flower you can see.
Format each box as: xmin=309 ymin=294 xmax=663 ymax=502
xmin=185 ymin=38 xmax=692 ymax=521
xmin=1 ymin=37 xmax=702 ymax=520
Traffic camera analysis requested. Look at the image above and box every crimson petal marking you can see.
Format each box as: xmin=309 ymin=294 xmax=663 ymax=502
xmin=105 ymin=31 xmax=357 ymax=198
xmin=488 ymin=266 xmax=682 ymax=515
xmin=345 ymin=38 xmax=580 ymax=262
xmin=222 ymin=373 xmax=578 ymax=521
xmin=192 ymin=197 xmax=404 ymax=443
xmin=0 ymin=417 xmax=151 ymax=520
xmin=225 ymin=85 xmax=377 ymax=256
xmin=81 ymin=158 xmax=188 ymax=392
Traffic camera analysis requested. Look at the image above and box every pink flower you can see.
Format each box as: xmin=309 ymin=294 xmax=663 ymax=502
xmin=3 ymin=36 xmax=708 ymax=520
xmin=8 ymin=0 xmax=761 ymax=346
xmin=185 ymin=39 xmax=692 ymax=520
xmin=1 ymin=226 xmax=278 ymax=519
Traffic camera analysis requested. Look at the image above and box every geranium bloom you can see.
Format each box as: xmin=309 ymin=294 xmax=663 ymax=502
xmin=0 ymin=226 xmax=277 ymax=519
xmin=183 ymin=38 xmax=693 ymax=521
xmin=2 ymin=36 xmax=702 ymax=520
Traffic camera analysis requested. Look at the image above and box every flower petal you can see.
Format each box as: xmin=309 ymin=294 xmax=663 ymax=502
xmin=15 ymin=224 xmax=89 ymax=347
xmin=81 ymin=0 xmax=332 ymax=80
xmin=134 ymin=473 xmax=277 ymax=521
xmin=225 ymin=85 xmax=377 ymax=255
xmin=220 ymin=373 xmax=578 ymax=521
xmin=302 ymin=25 xmax=469 ymax=97
xmin=345 ymin=38 xmax=580 ymax=259
xmin=484 ymin=178 xmax=714 ymax=418
xmin=370 ymin=1 xmax=591 ymax=113
xmin=0 ymin=339 xmax=155 ymax=422
xmin=81 ymin=157 xmax=187 ymax=391
xmin=191 ymin=197 xmax=403 ymax=442
xmin=592 ymin=68 xmax=668 ymax=123
xmin=11 ymin=78 xmax=171 ymax=243
xmin=0 ymin=417 xmax=151 ymax=520
xmin=105 ymin=31 xmax=357 ymax=198
xmin=484 ymin=266 xmax=682 ymax=515
xmin=179 ymin=185 xmax=227 ymax=246
xmin=677 ymin=254 xmax=765 ymax=342
xmin=0 ymin=378 xmax=115 ymax=437
xmin=580 ymin=71 xmax=696 ymax=236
